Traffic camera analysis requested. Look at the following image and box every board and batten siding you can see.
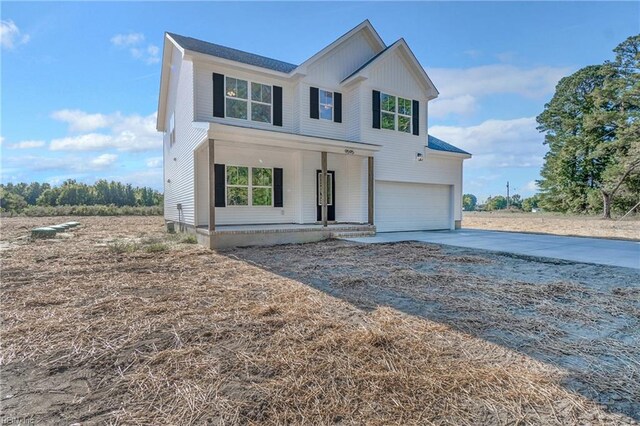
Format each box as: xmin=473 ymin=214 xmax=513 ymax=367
xmin=193 ymin=62 xmax=294 ymax=133
xmin=164 ymin=52 xmax=208 ymax=226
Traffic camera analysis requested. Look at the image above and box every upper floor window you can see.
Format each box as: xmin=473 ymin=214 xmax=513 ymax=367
xmin=225 ymin=77 xmax=272 ymax=123
xmin=319 ymin=89 xmax=333 ymax=120
xmin=380 ymin=92 xmax=412 ymax=133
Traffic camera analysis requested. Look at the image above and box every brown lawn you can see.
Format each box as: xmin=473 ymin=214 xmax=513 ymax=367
xmin=463 ymin=211 xmax=640 ymax=240
xmin=1 ymin=216 xmax=638 ymax=424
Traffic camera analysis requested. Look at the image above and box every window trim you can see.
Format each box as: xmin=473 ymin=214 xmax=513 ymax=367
xmin=318 ymin=88 xmax=334 ymax=121
xmin=380 ymin=92 xmax=413 ymax=133
xmin=224 ymin=77 xmax=273 ymax=124
xmin=225 ymin=165 xmax=274 ymax=207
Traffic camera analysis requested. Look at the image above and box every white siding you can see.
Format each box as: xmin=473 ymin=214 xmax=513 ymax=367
xmin=164 ymin=51 xmax=208 ymax=226
xmin=193 ymin=62 xmax=294 ymax=132
xmin=300 ymin=152 xmax=368 ymax=224
xmin=376 ymin=182 xmax=452 ymax=232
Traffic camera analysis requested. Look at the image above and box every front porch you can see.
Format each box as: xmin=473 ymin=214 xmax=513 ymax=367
xmin=195 ymin=223 xmax=376 ymax=249
xmin=191 ymin=122 xmax=381 ymax=248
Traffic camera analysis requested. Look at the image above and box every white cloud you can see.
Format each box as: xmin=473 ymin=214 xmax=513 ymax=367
xmin=429 ymin=64 xmax=571 ymax=118
xmin=8 ymin=140 xmax=46 ymax=149
xmin=146 ymin=157 xmax=162 ymax=168
xmin=111 ymin=32 xmax=144 ymax=47
xmin=524 ymin=180 xmax=539 ymax=192
xmin=1 ymin=20 xmax=30 ymax=50
xmin=111 ymin=32 xmax=159 ymax=64
xmin=90 ymin=153 xmax=118 ymax=169
xmin=50 ymin=133 xmax=114 ymax=151
xmin=430 ymin=117 xmax=548 ymax=169
xmin=0 ymin=136 xmax=4 ymax=145
xmin=51 ymin=109 xmax=110 ymax=132
xmin=463 ymin=49 xmax=482 ymax=59
xmin=49 ymin=111 xmax=160 ymax=152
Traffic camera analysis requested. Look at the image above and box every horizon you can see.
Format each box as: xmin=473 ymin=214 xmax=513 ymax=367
xmin=2 ymin=2 xmax=639 ymax=201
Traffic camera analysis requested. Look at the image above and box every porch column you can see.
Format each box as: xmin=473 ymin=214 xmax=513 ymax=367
xmin=208 ymin=138 xmax=215 ymax=232
xmin=321 ymin=151 xmax=328 ymax=227
xmin=368 ymin=156 xmax=374 ymax=225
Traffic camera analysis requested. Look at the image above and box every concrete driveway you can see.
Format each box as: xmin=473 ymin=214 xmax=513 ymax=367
xmin=344 ymin=229 xmax=640 ymax=269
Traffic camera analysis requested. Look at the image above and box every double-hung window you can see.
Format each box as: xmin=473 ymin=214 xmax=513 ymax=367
xmin=225 ymin=77 xmax=272 ymax=123
xmin=226 ymin=166 xmax=273 ymax=206
xmin=380 ymin=92 xmax=412 ymax=133
xmin=319 ymin=89 xmax=333 ymax=120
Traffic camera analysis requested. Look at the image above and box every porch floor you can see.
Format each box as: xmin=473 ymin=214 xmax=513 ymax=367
xmin=197 ymin=223 xmax=374 ymax=235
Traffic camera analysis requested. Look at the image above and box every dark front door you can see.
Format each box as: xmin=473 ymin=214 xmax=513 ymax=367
xmin=316 ymin=170 xmax=335 ymax=221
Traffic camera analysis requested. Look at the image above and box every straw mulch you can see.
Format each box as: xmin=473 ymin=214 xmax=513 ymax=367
xmin=0 ymin=216 xmax=637 ymax=424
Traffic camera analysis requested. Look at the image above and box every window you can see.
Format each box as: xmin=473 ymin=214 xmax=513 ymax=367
xmin=226 ymin=166 xmax=273 ymax=206
xmin=225 ymin=77 xmax=272 ymax=123
xmin=226 ymin=166 xmax=249 ymax=206
xmin=168 ymin=113 xmax=175 ymax=146
xmin=380 ymin=92 xmax=412 ymax=133
xmin=319 ymin=89 xmax=333 ymax=120
xmin=252 ymin=167 xmax=273 ymax=206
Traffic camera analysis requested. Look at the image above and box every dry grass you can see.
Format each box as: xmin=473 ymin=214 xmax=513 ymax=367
xmin=0 ymin=216 xmax=637 ymax=424
xmin=463 ymin=211 xmax=640 ymax=240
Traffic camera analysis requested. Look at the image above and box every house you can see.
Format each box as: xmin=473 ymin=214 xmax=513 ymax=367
xmin=156 ymin=20 xmax=471 ymax=248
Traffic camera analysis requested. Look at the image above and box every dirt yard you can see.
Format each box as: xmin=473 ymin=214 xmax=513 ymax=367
xmin=1 ymin=216 xmax=638 ymax=425
xmin=463 ymin=211 xmax=640 ymax=240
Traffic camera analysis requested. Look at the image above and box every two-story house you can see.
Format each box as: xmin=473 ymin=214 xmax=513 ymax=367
xmin=157 ymin=20 xmax=471 ymax=248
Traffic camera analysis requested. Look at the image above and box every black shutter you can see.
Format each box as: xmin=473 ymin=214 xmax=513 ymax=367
xmin=412 ymin=100 xmax=420 ymax=136
xmin=273 ymin=168 xmax=283 ymax=207
xmin=273 ymin=86 xmax=283 ymax=127
xmin=214 ymin=163 xmax=226 ymax=207
xmin=310 ymin=87 xmax=319 ymax=119
xmin=372 ymin=90 xmax=381 ymax=129
xmin=212 ymin=73 xmax=225 ymax=118
xmin=334 ymin=92 xmax=342 ymax=123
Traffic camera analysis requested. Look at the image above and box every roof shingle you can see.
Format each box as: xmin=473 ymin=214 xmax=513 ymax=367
xmin=428 ymin=135 xmax=471 ymax=155
xmin=167 ymin=32 xmax=298 ymax=73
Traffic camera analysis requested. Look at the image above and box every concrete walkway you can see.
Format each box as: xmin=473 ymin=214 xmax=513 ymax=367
xmin=343 ymin=229 xmax=640 ymax=269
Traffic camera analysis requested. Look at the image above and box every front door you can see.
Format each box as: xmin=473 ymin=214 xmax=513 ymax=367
xmin=316 ymin=170 xmax=335 ymax=221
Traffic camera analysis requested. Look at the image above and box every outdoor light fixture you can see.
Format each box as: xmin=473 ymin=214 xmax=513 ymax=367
xmin=416 ymin=152 xmax=424 ymax=161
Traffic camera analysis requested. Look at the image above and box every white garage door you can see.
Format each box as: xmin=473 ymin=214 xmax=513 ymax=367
xmin=375 ymin=181 xmax=452 ymax=232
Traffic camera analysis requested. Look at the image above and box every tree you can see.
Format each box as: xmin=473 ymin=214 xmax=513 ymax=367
xmin=0 ymin=188 xmax=27 ymax=213
xmin=509 ymin=194 xmax=522 ymax=209
xmin=536 ymin=35 xmax=640 ymax=218
xmin=462 ymin=194 xmax=477 ymax=211
xmin=485 ymin=195 xmax=507 ymax=211
xmin=522 ymin=194 xmax=540 ymax=212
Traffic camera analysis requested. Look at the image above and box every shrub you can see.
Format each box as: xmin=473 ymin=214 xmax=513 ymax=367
xmin=181 ymin=234 xmax=198 ymax=244
xmin=19 ymin=205 xmax=163 ymax=217
xmin=144 ymin=243 xmax=169 ymax=253
xmin=108 ymin=240 xmax=139 ymax=254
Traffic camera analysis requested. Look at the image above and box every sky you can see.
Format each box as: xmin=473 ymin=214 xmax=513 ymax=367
xmin=1 ymin=1 xmax=638 ymax=200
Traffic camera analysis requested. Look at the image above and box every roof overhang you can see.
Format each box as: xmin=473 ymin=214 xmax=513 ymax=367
xmin=342 ymin=39 xmax=439 ymax=100
xmin=426 ymin=147 xmax=472 ymax=160
xmin=184 ymin=49 xmax=294 ymax=80
xmin=195 ymin=122 xmax=381 ymax=156
xmin=156 ymin=34 xmax=186 ymax=132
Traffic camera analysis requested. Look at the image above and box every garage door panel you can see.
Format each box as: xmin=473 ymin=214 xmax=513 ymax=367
xmin=375 ymin=182 xmax=451 ymax=232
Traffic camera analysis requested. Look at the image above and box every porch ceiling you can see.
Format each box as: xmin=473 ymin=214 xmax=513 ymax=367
xmin=194 ymin=122 xmax=381 ymax=156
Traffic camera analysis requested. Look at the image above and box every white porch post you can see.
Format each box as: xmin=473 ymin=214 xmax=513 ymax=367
xmin=321 ymin=151 xmax=328 ymax=227
xmin=208 ymin=138 xmax=215 ymax=232
xmin=368 ymin=156 xmax=374 ymax=225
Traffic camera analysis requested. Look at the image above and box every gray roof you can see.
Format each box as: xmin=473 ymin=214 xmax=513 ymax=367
xmin=167 ymin=32 xmax=298 ymax=73
xmin=428 ymin=135 xmax=470 ymax=155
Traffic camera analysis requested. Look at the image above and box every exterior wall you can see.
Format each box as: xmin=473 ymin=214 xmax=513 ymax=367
xmin=193 ymin=61 xmax=295 ymax=133
xmin=300 ymin=152 xmax=368 ymax=224
xmin=164 ymin=50 xmax=208 ymax=226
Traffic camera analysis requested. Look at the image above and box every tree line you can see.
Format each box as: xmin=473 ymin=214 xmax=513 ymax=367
xmin=0 ymin=180 xmax=163 ymax=214
xmin=536 ymin=35 xmax=640 ymax=218
xmin=463 ymin=193 xmax=540 ymax=212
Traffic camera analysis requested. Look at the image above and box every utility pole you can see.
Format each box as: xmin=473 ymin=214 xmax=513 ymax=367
xmin=506 ymin=181 xmax=510 ymax=209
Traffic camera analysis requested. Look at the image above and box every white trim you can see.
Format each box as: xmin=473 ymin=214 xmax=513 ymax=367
xmin=224 ymin=77 xmax=273 ymax=124
xmin=380 ymin=92 xmax=412 ymax=133
xmin=318 ymin=88 xmax=334 ymax=121
xmin=225 ymin=165 xmax=275 ymax=207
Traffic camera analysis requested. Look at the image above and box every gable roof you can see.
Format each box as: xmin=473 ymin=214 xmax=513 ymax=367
xmin=428 ymin=135 xmax=471 ymax=155
xmin=341 ymin=38 xmax=439 ymax=99
xmin=166 ymin=32 xmax=298 ymax=73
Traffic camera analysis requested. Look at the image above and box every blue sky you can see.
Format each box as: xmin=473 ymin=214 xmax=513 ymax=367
xmin=1 ymin=2 xmax=638 ymax=200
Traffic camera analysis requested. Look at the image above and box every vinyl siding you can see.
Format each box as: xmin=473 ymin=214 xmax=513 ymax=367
xmin=164 ymin=51 xmax=208 ymax=226
xmin=193 ymin=62 xmax=294 ymax=133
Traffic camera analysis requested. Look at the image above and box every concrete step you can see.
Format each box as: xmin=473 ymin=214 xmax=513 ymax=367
xmin=331 ymin=231 xmax=376 ymax=238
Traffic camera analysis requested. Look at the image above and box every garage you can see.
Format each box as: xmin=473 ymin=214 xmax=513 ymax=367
xmin=375 ymin=181 xmax=452 ymax=232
